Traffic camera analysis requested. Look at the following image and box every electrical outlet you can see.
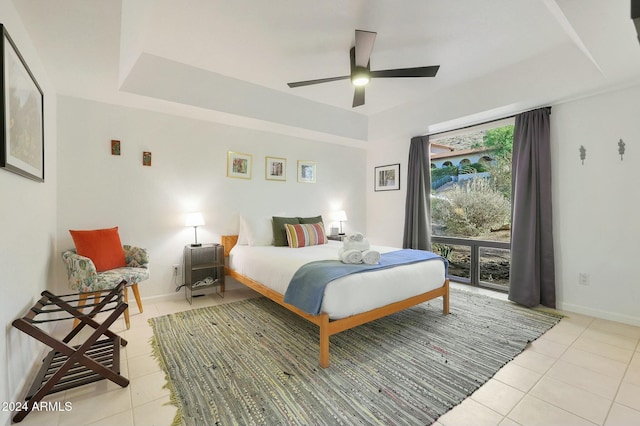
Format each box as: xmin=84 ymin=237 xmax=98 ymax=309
xmin=578 ymin=272 xmax=589 ymax=286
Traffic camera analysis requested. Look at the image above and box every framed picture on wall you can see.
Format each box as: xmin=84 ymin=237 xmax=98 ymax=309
xmin=265 ymin=156 xmax=286 ymax=181
xmin=111 ymin=140 xmax=121 ymax=155
xmin=374 ymin=163 xmax=400 ymax=191
xmin=1 ymin=25 xmax=45 ymax=182
xmin=297 ymin=160 xmax=316 ymax=183
xmin=227 ymin=151 xmax=252 ymax=179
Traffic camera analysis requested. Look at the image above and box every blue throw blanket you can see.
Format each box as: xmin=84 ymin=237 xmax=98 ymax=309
xmin=283 ymin=249 xmax=448 ymax=315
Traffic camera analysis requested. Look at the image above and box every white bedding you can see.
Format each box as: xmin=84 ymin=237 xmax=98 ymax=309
xmin=229 ymin=241 xmax=446 ymax=319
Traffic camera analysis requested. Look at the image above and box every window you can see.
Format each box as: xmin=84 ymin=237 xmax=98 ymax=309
xmin=429 ymin=118 xmax=514 ymax=291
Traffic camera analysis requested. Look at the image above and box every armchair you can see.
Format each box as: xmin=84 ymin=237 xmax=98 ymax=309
xmin=62 ymin=245 xmax=150 ymax=329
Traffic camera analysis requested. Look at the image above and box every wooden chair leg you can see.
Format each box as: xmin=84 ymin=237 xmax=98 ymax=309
xmin=131 ymin=283 xmax=143 ymax=313
xmin=73 ymin=293 xmax=90 ymax=328
xmin=123 ymin=288 xmax=130 ymax=330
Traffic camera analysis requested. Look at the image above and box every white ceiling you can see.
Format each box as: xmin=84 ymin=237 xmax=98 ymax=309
xmin=11 ymin=0 xmax=640 ymax=144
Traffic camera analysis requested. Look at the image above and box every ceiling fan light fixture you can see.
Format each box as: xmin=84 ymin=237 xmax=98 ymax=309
xmin=351 ymin=66 xmax=370 ymax=86
xmin=287 ymin=30 xmax=440 ymax=107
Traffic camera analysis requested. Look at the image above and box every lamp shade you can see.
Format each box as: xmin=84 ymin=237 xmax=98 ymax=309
xmin=332 ymin=210 xmax=347 ymax=222
xmin=185 ymin=212 xmax=204 ymax=227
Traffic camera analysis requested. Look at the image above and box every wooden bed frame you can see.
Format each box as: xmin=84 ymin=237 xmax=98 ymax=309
xmin=221 ymin=235 xmax=450 ymax=368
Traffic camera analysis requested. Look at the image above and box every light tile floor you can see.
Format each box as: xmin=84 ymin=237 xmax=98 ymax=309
xmin=16 ymin=283 xmax=640 ymax=426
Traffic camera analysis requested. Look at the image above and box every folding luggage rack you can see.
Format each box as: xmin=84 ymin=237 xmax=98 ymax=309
xmin=11 ymin=281 xmax=129 ymax=423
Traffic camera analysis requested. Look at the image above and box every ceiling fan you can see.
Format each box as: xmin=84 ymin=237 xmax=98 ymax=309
xmin=287 ymin=30 xmax=440 ymax=108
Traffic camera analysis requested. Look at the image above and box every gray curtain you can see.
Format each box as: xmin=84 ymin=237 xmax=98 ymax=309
xmin=509 ymin=107 xmax=556 ymax=308
xmin=403 ymin=135 xmax=432 ymax=250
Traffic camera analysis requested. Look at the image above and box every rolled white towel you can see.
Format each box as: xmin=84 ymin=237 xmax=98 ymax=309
xmin=343 ymin=238 xmax=370 ymax=252
xmin=362 ymin=250 xmax=381 ymax=265
xmin=339 ymin=248 xmax=363 ymax=264
xmin=347 ymin=232 xmax=365 ymax=242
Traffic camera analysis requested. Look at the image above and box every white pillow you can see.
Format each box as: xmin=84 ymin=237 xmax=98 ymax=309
xmin=237 ymin=216 xmax=249 ymax=245
xmin=239 ymin=215 xmax=274 ymax=246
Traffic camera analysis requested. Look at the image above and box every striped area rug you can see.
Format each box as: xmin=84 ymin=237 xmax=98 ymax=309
xmin=150 ymin=289 xmax=561 ymax=425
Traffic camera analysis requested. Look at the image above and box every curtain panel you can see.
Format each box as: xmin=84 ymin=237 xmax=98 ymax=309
xmin=509 ymin=107 xmax=556 ymax=308
xmin=403 ymin=135 xmax=432 ymax=250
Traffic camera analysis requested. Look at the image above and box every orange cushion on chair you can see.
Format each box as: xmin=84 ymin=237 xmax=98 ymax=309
xmin=69 ymin=227 xmax=126 ymax=272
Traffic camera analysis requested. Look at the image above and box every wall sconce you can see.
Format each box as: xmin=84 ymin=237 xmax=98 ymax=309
xmin=618 ymin=139 xmax=626 ymax=161
xmin=185 ymin=212 xmax=205 ymax=247
xmin=579 ymin=145 xmax=586 ymax=165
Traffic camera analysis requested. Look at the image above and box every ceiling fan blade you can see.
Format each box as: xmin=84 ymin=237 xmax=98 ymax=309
xmin=354 ymin=30 xmax=376 ymax=68
xmin=371 ymin=65 xmax=440 ymax=78
xmin=352 ymin=86 xmax=365 ymax=107
xmin=287 ymin=75 xmax=350 ymax=88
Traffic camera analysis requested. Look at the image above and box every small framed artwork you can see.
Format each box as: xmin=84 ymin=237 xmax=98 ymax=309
xmin=111 ymin=140 xmax=121 ymax=155
xmin=1 ymin=25 xmax=45 ymax=182
xmin=142 ymin=151 xmax=152 ymax=166
xmin=265 ymin=156 xmax=286 ymax=181
xmin=227 ymin=151 xmax=252 ymax=179
xmin=374 ymin=163 xmax=400 ymax=191
xmin=297 ymin=160 xmax=316 ymax=183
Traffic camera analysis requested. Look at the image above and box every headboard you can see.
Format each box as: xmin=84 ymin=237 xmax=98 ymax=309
xmin=221 ymin=235 xmax=239 ymax=257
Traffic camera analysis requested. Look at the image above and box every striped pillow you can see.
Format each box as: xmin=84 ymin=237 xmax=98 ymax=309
xmin=284 ymin=222 xmax=327 ymax=248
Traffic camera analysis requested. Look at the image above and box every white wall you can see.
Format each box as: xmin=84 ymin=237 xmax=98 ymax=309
xmin=366 ymin=136 xmax=410 ymax=247
xmin=367 ymin=82 xmax=640 ymax=326
xmin=0 ymin=2 xmax=57 ymax=425
xmin=551 ymin=83 xmax=640 ymax=325
xmin=56 ymin=96 xmax=367 ymax=300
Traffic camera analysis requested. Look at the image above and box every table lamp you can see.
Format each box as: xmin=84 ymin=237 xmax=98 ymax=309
xmin=185 ymin=212 xmax=204 ymax=247
xmin=332 ymin=210 xmax=347 ymax=235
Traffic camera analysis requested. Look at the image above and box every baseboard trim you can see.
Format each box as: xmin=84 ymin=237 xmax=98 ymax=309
xmin=557 ymin=302 xmax=640 ymax=327
xmin=141 ymin=278 xmax=245 ymax=304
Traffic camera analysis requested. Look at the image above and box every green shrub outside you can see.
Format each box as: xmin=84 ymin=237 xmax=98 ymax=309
xmin=431 ymin=178 xmax=510 ymax=237
xmin=431 ymin=165 xmax=458 ymax=180
xmin=459 ymin=162 xmax=487 ymax=174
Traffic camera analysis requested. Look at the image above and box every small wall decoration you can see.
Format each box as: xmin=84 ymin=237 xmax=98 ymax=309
xmin=579 ymin=145 xmax=586 ymax=165
xmin=1 ymin=25 xmax=45 ymax=182
xmin=374 ymin=163 xmax=400 ymax=191
xmin=227 ymin=151 xmax=252 ymax=179
xmin=297 ymin=160 xmax=316 ymax=183
xmin=265 ymin=156 xmax=286 ymax=181
xmin=111 ymin=140 xmax=121 ymax=155
xmin=142 ymin=151 xmax=152 ymax=166
xmin=618 ymin=139 xmax=625 ymax=161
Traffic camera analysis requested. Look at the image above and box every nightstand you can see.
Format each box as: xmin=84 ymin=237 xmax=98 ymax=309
xmin=327 ymin=234 xmax=346 ymax=242
xmin=183 ymin=243 xmax=225 ymax=304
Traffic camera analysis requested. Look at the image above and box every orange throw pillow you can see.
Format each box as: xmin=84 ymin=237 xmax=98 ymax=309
xmin=69 ymin=227 xmax=126 ymax=272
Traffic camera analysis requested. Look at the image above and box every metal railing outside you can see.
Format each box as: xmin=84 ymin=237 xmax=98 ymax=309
xmin=432 ymin=235 xmax=510 ymax=292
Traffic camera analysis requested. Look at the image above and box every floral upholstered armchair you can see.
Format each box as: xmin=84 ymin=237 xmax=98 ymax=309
xmin=62 ymin=245 xmax=150 ymax=329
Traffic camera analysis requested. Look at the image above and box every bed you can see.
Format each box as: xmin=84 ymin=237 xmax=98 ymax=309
xmin=222 ymin=234 xmax=449 ymax=368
